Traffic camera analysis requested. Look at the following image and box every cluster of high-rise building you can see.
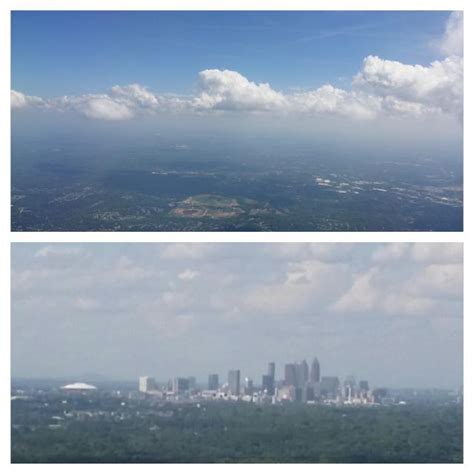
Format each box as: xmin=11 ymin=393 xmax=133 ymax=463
xmin=138 ymin=357 xmax=376 ymax=405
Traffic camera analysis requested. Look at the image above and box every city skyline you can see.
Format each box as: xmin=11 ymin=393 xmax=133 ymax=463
xmin=11 ymin=243 xmax=463 ymax=389
xmin=138 ymin=356 xmax=364 ymax=394
xmin=134 ymin=356 xmax=384 ymax=406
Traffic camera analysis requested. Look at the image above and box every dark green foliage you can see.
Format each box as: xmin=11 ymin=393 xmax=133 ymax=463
xmin=12 ymin=399 xmax=463 ymax=463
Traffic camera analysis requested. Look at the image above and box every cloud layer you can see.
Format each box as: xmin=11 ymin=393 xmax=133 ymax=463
xmin=11 ymin=13 xmax=463 ymax=122
xmin=11 ymin=243 xmax=463 ymax=388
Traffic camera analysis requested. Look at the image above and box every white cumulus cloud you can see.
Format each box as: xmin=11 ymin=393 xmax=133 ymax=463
xmin=353 ymin=55 xmax=463 ymax=117
xmin=193 ymin=69 xmax=288 ymax=111
xmin=11 ymin=90 xmax=44 ymax=109
xmin=291 ymin=85 xmax=380 ymax=120
xmin=110 ymin=83 xmax=160 ymax=109
xmin=76 ymin=97 xmax=135 ymax=121
xmin=11 ymin=13 xmax=462 ymax=121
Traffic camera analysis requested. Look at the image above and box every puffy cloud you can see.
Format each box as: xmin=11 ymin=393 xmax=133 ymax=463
xmin=11 ymin=90 xmax=44 ymax=109
xmin=23 ymin=92 xmax=137 ymax=121
xmin=110 ymin=83 xmax=160 ymax=109
xmin=245 ymin=259 xmax=349 ymax=315
xmin=353 ymin=55 xmax=463 ymax=116
xmin=291 ymin=85 xmax=380 ymax=120
xmin=11 ymin=56 xmax=462 ymax=120
xmin=331 ymin=266 xmax=437 ymax=317
xmin=75 ymin=96 xmax=135 ymax=121
xmin=332 ymin=249 xmax=463 ymax=317
xmin=439 ymin=11 xmax=463 ymax=57
xmin=10 ymin=12 xmax=463 ymax=121
xmin=193 ymin=69 xmax=288 ymax=111
xmin=380 ymin=95 xmax=441 ymax=117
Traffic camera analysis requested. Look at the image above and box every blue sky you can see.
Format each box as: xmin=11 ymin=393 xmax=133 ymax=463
xmin=12 ymin=11 xmax=452 ymax=97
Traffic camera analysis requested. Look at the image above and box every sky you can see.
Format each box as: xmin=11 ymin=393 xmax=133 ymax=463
xmin=11 ymin=243 xmax=463 ymax=389
xmin=11 ymin=11 xmax=463 ymax=125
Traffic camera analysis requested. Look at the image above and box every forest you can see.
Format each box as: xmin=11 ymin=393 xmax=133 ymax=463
xmin=12 ymin=399 xmax=463 ymax=463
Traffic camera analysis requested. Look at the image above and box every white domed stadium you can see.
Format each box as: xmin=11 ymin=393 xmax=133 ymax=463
xmin=61 ymin=382 xmax=97 ymax=391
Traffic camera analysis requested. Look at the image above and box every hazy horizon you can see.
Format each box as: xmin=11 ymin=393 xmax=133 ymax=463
xmin=12 ymin=11 xmax=463 ymax=148
xmin=11 ymin=11 xmax=463 ymax=232
xmin=11 ymin=243 xmax=463 ymax=389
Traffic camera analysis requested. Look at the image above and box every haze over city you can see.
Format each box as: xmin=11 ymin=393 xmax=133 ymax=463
xmin=11 ymin=243 xmax=463 ymax=389
xmin=10 ymin=11 xmax=463 ymax=232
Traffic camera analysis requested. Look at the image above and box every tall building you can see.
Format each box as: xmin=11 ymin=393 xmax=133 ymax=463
xmin=262 ymin=374 xmax=274 ymax=395
xmin=284 ymin=363 xmax=297 ymax=387
xmin=304 ymin=385 xmax=315 ymax=402
xmin=344 ymin=375 xmax=356 ymax=389
xmin=263 ymin=362 xmax=276 ymax=395
xmin=244 ymin=377 xmax=254 ymax=395
xmin=228 ymin=369 xmax=241 ymax=396
xmin=359 ymin=380 xmax=369 ymax=392
xmin=187 ymin=376 xmax=197 ymax=391
xmin=310 ymin=357 xmax=321 ymax=383
xmin=139 ymin=376 xmax=156 ymax=393
xmin=208 ymin=373 xmax=219 ymax=391
xmin=172 ymin=377 xmax=190 ymax=394
xmin=268 ymin=362 xmax=276 ymax=380
xmin=320 ymin=376 xmax=339 ymax=398
xmin=296 ymin=360 xmax=309 ymax=388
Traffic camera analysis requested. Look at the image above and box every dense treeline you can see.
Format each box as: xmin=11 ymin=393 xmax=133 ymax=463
xmin=12 ymin=402 xmax=462 ymax=463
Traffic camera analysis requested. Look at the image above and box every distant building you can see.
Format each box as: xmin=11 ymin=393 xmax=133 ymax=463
xmin=263 ymin=362 xmax=276 ymax=395
xmin=359 ymin=380 xmax=369 ymax=392
xmin=284 ymin=363 xmax=297 ymax=387
xmin=344 ymin=375 xmax=356 ymax=389
xmin=262 ymin=374 xmax=275 ymax=395
xmin=187 ymin=376 xmax=197 ymax=391
xmin=295 ymin=387 xmax=303 ymax=402
xmin=310 ymin=357 xmax=320 ymax=383
xmin=208 ymin=373 xmax=219 ymax=391
xmin=172 ymin=377 xmax=190 ymax=394
xmin=268 ymin=362 xmax=276 ymax=380
xmin=138 ymin=376 xmax=156 ymax=393
xmin=228 ymin=369 xmax=241 ymax=396
xmin=304 ymin=385 xmax=315 ymax=402
xmin=320 ymin=376 xmax=339 ymax=398
xmin=312 ymin=381 xmax=321 ymax=399
xmin=296 ymin=360 xmax=309 ymax=388
xmin=244 ymin=377 xmax=254 ymax=396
